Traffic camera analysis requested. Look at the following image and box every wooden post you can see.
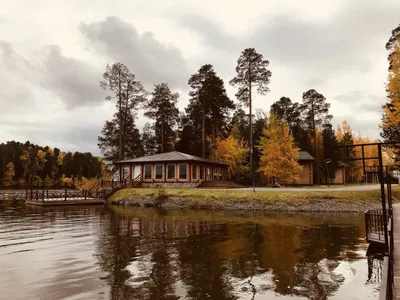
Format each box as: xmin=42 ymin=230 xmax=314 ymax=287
xmin=84 ymin=190 xmax=87 ymax=200
xmin=129 ymin=164 xmax=133 ymax=187
xmin=64 ymin=189 xmax=67 ymax=201
xmin=35 ymin=190 xmax=38 ymax=201
xmin=42 ymin=190 xmax=45 ymax=202
xmin=25 ymin=189 xmax=28 ymax=200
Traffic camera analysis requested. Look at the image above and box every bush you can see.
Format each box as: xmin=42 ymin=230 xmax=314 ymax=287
xmin=16 ymin=178 xmax=26 ymax=188
xmin=43 ymin=176 xmax=54 ymax=188
xmin=33 ymin=175 xmax=43 ymax=187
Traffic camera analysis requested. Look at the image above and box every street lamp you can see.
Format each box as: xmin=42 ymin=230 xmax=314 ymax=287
xmin=324 ymin=159 xmax=332 ymax=187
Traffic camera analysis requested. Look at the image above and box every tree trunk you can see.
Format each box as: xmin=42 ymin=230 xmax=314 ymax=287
xmin=202 ymin=98 xmax=206 ymax=158
xmin=212 ymin=125 xmax=216 ymax=160
xmin=249 ymin=71 xmax=254 ymax=191
xmin=118 ymin=74 xmax=123 ymax=160
xmin=161 ymin=120 xmax=164 ymax=153
xmin=312 ymin=109 xmax=319 ymax=185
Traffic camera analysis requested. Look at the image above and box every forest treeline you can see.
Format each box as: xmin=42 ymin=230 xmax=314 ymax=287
xmin=0 ymin=141 xmax=107 ymax=188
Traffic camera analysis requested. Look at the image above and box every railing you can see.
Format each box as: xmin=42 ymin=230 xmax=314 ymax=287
xmin=101 ymin=174 xmax=141 ymax=189
xmin=25 ymin=189 xmax=96 ymax=202
xmin=377 ymin=174 xmax=394 ymax=300
xmin=365 ymin=209 xmax=385 ymax=242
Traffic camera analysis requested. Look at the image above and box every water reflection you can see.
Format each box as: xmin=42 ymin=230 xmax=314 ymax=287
xmin=0 ymin=202 xmax=381 ymax=300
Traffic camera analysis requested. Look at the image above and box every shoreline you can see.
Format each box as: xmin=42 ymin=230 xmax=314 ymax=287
xmin=109 ymin=187 xmax=399 ymax=213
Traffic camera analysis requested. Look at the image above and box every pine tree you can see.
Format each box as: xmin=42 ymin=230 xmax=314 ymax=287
xmin=99 ymin=62 xmax=146 ymax=160
xmin=142 ymin=123 xmax=157 ymax=156
xmin=270 ymin=97 xmax=311 ymax=152
xmin=230 ymin=48 xmax=272 ymax=189
xmin=186 ymin=64 xmax=234 ymax=158
xmin=257 ymin=113 xmax=302 ymax=184
xmin=300 ymin=89 xmax=332 ymax=185
xmin=144 ymin=83 xmax=179 ymax=153
xmin=322 ymin=124 xmax=340 ymax=183
xmin=98 ymin=111 xmax=143 ymax=161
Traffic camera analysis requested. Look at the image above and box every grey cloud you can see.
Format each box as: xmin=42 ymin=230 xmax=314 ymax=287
xmin=0 ymin=41 xmax=106 ymax=110
xmin=0 ymin=41 xmax=36 ymax=110
xmin=79 ymin=16 xmax=191 ymax=90
xmin=1 ymin=119 xmax=102 ymax=154
xmin=334 ymin=91 xmax=385 ymax=113
xmin=171 ymin=0 xmax=400 ymax=80
xmin=38 ymin=45 xmax=105 ymax=110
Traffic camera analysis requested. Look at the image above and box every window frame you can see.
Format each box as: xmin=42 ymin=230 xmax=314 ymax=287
xmin=178 ymin=163 xmax=188 ymax=181
xmin=192 ymin=164 xmax=198 ymax=181
xmin=154 ymin=164 xmax=164 ymax=181
xmin=166 ymin=164 xmax=176 ymax=181
xmin=200 ymin=165 xmax=205 ymax=180
xmin=144 ymin=164 xmax=153 ymax=181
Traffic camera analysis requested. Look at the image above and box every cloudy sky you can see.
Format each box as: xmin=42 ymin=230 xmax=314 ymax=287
xmin=1 ymin=0 xmax=399 ymax=156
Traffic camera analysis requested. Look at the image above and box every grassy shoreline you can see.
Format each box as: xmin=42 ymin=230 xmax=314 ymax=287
xmin=109 ymin=187 xmax=400 ymax=212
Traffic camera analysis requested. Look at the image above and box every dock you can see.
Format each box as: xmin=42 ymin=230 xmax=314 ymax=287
xmin=24 ymin=189 xmax=106 ymax=206
xmin=393 ymin=204 xmax=400 ymax=299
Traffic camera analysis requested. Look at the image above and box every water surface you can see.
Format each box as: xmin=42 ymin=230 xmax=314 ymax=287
xmin=0 ymin=201 xmax=383 ymax=300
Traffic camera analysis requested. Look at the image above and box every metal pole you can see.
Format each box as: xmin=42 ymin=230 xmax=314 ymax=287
xmin=362 ymin=145 xmax=366 ymax=184
xmin=378 ymin=143 xmax=389 ymax=253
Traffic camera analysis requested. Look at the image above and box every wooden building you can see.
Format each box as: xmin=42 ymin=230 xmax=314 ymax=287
xmin=113 ymin=151 xmax=228 ymax=188
xmin=259 ymin=151 xmax=315 ymax=185
xmin=330 ymin=161 xmax=346 ymax=184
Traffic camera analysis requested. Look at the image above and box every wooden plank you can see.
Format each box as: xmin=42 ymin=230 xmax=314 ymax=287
xmin=379 ymin=256 xmax=389 ymax=300
xmin=367 ymin=232 xmax=385 ymax=244
xmin=392 ymin=203 xmax=400 ymax=299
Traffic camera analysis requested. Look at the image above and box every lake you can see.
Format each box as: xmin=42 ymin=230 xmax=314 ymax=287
xmin=0 ymin=201 xmax=383 ymax=300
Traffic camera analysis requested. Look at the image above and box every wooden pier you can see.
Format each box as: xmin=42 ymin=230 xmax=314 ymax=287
xmin=24 ymin=189 xmax=106 ymax=206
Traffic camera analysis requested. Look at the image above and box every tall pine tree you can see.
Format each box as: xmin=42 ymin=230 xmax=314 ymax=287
xmin=230 ymin=48 xmax=272 ymax=190
xmin=98 ymin=62 xmax=146 ymax=160
xmin=144 ymin=83 xmax=179 ymax=153
xmin=186 ymin=64 xmax=234 ymax=158
xmin=300 ymin=89 xmax=332 ymax=185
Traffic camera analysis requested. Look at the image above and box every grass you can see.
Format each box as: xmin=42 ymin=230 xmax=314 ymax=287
xmin=109 ymin=186 xmax=400 ymax=212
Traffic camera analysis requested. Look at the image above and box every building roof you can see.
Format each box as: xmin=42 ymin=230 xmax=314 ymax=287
xmin=113 ymin=151 xmax=228 ymax=166
xmin=298 ymin=151 xmax=314 ymax=161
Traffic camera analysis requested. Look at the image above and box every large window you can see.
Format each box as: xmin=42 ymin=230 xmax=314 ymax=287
xmin=192 ymin=164 xmax=198 ymax=180
xmin=155 ymin=164 xmax=163 ymax=180
xmin=200 ymin=165 xmax=205 ymax=180
xmin=167 ymin=164 xmax=175 ymax=180
xmin=179 ymin=163 xmax=187 ymax=180
xmin=144 ymin=165 xmax=152 ymax=180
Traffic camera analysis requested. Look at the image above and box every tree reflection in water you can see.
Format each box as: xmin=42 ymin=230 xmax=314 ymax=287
xmin=93 ymin=207 xmax=380 ymax=300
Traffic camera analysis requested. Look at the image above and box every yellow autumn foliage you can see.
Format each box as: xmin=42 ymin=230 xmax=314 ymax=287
xmin=57 ymin=152 xmax=65 ymax=166
xmin=257 ymin=113 xmax=302 ymax=184
xmin=3 ymin=162 xmax=15 ymax=187
xmin=383 ymin=37 xmax=400 ymax=130
xmin=215 ymin=134 xmax=249 ymax=179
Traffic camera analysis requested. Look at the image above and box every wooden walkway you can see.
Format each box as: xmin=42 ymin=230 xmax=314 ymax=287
xmin=393 ymin=203 xmax=400 ymax=299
